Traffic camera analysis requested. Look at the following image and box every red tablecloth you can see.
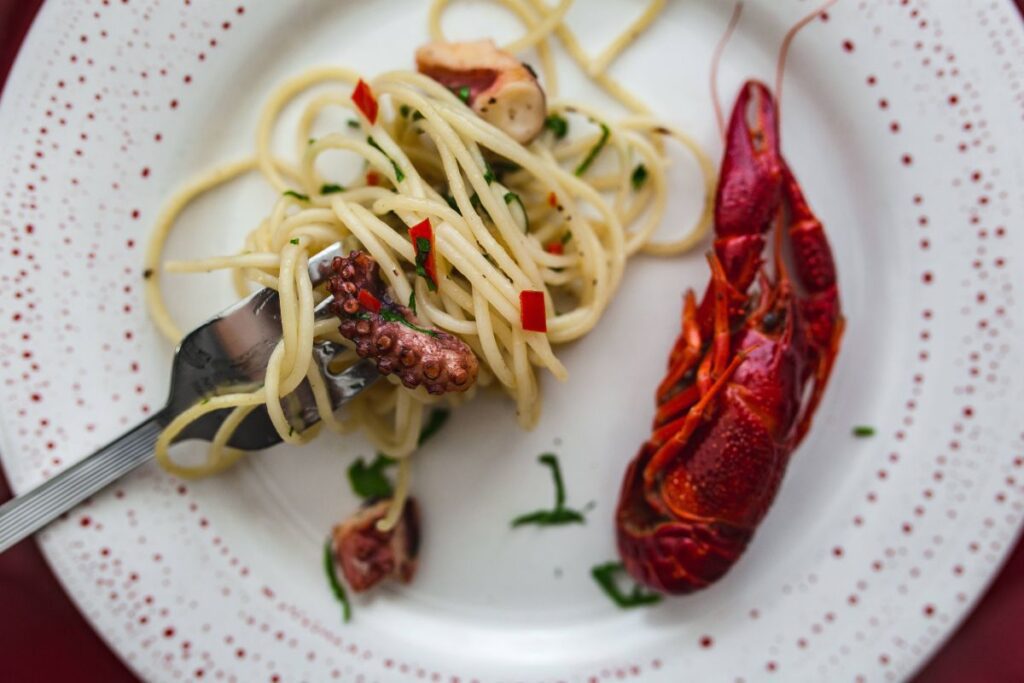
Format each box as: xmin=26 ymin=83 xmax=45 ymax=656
xmin=1 ymin=2 xmax=1023 ymax=681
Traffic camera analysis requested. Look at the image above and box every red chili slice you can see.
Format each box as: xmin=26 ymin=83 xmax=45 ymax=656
xmin=545 ymin=243 xmax=564 ymax=255
xmin=520 ymin=290 xmax=547 ymax=333
xmin=358 ymin=289 xmax=382 ymax=313
xmin=547 ymin=191 xmax=558 ymax=208
xmin=351 ymin=79 xmax=378 ymax=125
xmin=409 ymin=218 xmax=437 ymax=290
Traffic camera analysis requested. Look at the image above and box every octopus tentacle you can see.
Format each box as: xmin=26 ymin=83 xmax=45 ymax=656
xmin=327 ymin=250 xmax=479 ymax=395
xmin=331 ymin=497 xmax=420 ymax=592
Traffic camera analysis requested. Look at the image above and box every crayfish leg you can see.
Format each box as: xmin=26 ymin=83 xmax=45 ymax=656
xmin=657 ymin=290 xmax=702 ymax=404
xmin=642 ymin=351 xmax=747 ymax=490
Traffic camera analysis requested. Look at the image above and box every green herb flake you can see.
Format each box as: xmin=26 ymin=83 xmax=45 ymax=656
xmin=560 ymin=230 xmax=573 ymax=245
xmin=399 ymin=104 xmax=412 ymax=118
xmin=347 ymin=119 xmax=361 ymax=129
xmin=412 ymin=111 xmax=424 ymax=121
xmin=503 ymin=191 xmax=529 ymax=232
xmin=443 ymin=194 xmax=462 ymax=215
xmin=544 ymin=113 xmax=569 ymax=139
xmin=283 ymin=190 xmax=310 ymax=202
xmin=511 ymin=453 xmax=587 ymax=528
xmin=308 ymin=137 xmax=316 ymax=145
xmin=380 ymin=307 xmax=438 ymax=337
xmin=468 ymin=192 xmax=492 ymax=223
xmin=457 ymin=86 xmax=471 ymax=104
xmin=323 ymin=539 xmax=352 ymax=623
xmin=288 ymin=425 xmax=295 ymax=436
xmin=347 ymin=454 xmax=397 ymax=499
xmin=852 ymin=425 xmax=876 ymax=438
xmin=483 ymin=161 xmax=496 ymax=185
xmin=591 ymin=561 xmax=662 ymax=609
xmin=631 ymin=163 xmax=649 ymax=191
xmin=200 ymin=397 xmax=211 ymax=405
xmin=574 ymin=122 xmax=610 ymax=176
xmin=320 ymin=183 xmax=345 ymax=195
xmin=418 ymin=408 xmax=450 ymax=446
xmin=407 ymin=290 xmax=417 ymax=315
xmin=413 ymin=235 xmax=437 ymax=292
xmin=366 ymin=136 xmax=405 ymax=182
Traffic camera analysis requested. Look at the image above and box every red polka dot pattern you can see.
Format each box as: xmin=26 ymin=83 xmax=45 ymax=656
xmin=0 ymin=1 xmax=1021 ymax=682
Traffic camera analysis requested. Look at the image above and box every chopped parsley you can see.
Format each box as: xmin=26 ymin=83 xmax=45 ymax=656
xmin=380 ymin=306 xmax=438 ymax=337
xmin=347 ymin=119 xmax=361 ymax=129
xmin=366 ymin=136 xmax=405 ymax=182
xmin=503 ymin=191 xmax=529 ymax=232
xmin=852 ymin=425 xmax=876 ymax=438
xmin=483 ymin=161 xmax=496 ymax=184
xmin=320 ymin=183 xmax=345 ymax=195
xmin=491 ymin=160 xmax=521 ymax=177
xmin=544 ymin=113 xmax=569 ymax=139
xmin=418 ymin=408 xmax=450 ymax=446
xmin=631 ymin=163 xmax=649 ymax=190
xmin=282 ymin=190 xmax=310 ymax=202
xmin=323 ymin=539 xmax=352 ymax=623
xmin=408 ymin=290 xmax=417 ymax=315
xmin=560 ymin=230 xmax=573 ymax=245
xmin=468 ymin=192 xmax=493 ymax=223
xmin=289 ymin=238 xmax=300 ymax=245
xmin=413 ymin=235 xmax=437 ymax=292
xmin=511 ymin=453 xmax=586 ymax=528
xmin=574 ymin=122 xmax=610 ymax=176
xmin=443 ymin=194 xmax=461 ymax=215
xmin=308 ymin=137 xmax=316 ymax=145
xmin=348 ymin=453 xmax=397 ymax=499
xmin=591 ymin=561 xmax=662 ymax=608
xmin=456 ymin=86 xmax=471 ymax=104
xmin=398 ymin=104 xmax=424 ymax=121
xmin=347 ymin=409 xmax=449 ymax=500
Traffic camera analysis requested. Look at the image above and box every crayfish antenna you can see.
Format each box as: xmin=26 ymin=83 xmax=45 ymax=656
xmin=774 ymin=0 xmax=840 ymax=121
xmin=711 ymin=2 xmax=744 ymax=139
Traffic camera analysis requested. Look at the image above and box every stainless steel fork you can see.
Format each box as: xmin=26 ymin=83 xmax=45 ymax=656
xmin=0 ymin=242 xmax=379 ymax=553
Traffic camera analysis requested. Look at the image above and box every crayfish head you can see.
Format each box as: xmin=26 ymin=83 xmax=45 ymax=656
xmin=714 ymin=80 xmax=784 ymax=240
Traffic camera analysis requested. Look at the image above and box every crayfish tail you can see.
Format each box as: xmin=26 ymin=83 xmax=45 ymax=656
xmin=615 ymin=443 xmax=753 ymax=594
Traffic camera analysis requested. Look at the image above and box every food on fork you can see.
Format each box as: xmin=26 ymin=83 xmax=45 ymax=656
xmin=328 ymin=249 xmax=478 ymax=395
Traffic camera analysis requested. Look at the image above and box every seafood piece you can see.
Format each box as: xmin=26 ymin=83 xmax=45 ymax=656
xmin=332 ymin=498 xmax=420 ymax=592
xmin=416 ymin=39 xmax=546 ymax=144
xmin=327 ymin=250 xmax=478 ymax=395
xmin=614 ymin=78 xmax=843 ymax=594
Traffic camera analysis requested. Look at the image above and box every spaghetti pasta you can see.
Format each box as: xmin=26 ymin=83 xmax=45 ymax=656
xmin=144 ymin=0 xmax=714 ymax=529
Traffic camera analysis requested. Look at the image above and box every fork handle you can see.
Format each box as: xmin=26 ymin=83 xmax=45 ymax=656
xmin=0 ymin=413 xmax=167 ymax=553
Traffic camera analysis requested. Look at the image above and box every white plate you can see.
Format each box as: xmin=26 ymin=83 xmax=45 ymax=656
xmin=2 ymin=1 xmax=1023 ymax=681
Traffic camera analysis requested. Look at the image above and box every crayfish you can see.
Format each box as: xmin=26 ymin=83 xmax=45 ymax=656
xmin=615 ymin=2 xmax=844 ymax=594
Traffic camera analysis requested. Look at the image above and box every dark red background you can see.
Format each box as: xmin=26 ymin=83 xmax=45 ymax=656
xmin=2 ymin=1 xmax=1023 ymax=681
